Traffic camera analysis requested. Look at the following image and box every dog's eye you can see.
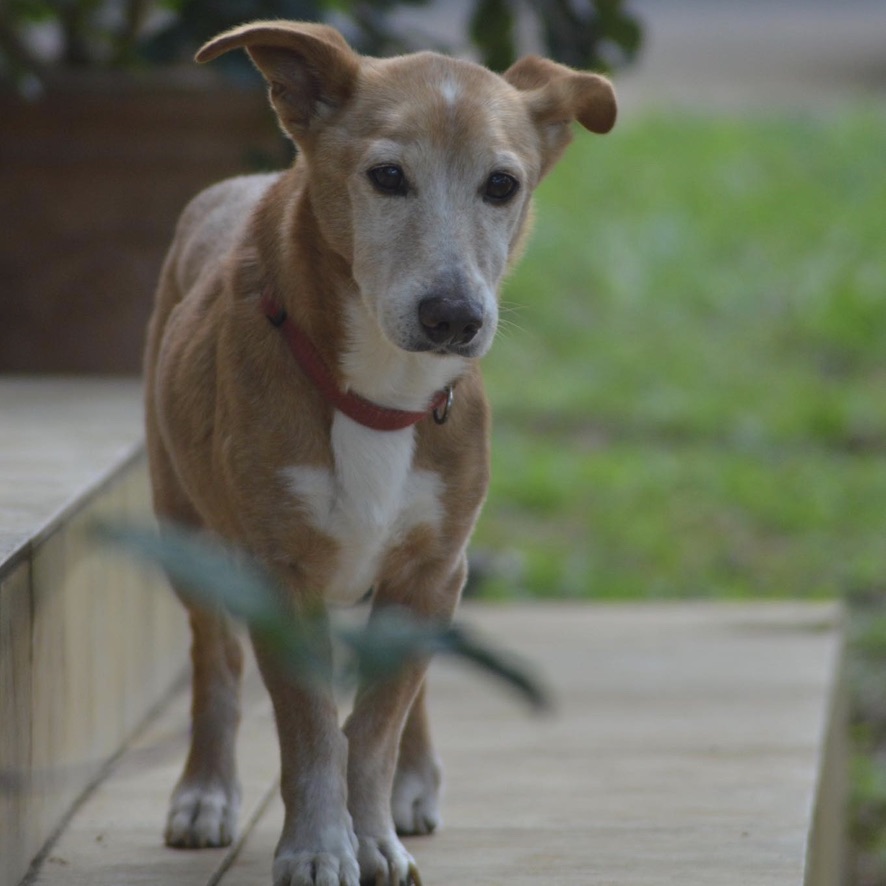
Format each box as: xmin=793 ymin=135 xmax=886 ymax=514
xmin=368 ymin=165 xmax=408 ymax=196
xmin=484 ymin=172 xmax=519 ymax=204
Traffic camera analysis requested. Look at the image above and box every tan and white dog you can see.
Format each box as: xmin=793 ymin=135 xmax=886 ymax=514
xmin=145 ymin=20 xmax=615 ymax=886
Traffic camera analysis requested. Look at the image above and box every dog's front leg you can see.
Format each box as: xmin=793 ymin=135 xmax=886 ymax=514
xmin=166 ymin=603 xmax=243 ymax=848
xmin=392 ymin=681 xmax=442 ymax=837
xmin=252 ymin=620 xmax=360 ymax=886
xmin=344 ymin=560 xmax=466 ymax=885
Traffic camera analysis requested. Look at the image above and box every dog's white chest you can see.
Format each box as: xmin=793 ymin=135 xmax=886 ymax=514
xmin=283 ymin=413 xmax=443 ymax=605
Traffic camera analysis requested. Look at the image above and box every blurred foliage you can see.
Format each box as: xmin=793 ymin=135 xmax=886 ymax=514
xmin=0 ymin=0 xmax=641 ymax=93
xmin=470 ymin=0 xmax=640 ymax=72
xmin=93 ymin=520 xmax=549 ymax=710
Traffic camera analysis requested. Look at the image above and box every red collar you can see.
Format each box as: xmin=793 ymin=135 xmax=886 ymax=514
xmin=260 ymin=289 xmax=453 ymax=431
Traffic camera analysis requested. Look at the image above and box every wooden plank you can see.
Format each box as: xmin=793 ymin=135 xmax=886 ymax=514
xmin=84 ymin=464 xmax=190 ymax=737
xmin=21 ymin=458 xmax=188 ymax=885
xmin=34 ymin=651 xmax=279 ymax=886
xmin=0 ymin=379 xmax=192 ymax=884
xmin=0 ymin=562 xmax=34 ymax=886
xmin=0 ymin=378 xmax=143 ymax=568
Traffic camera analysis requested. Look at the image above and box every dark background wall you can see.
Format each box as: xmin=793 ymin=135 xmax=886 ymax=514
xmin=0 ymin=78 xmax=289 ymax=374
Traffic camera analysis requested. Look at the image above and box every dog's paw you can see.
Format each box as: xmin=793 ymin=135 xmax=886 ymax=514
xmin=357 ymin=834 xmax=422 ymax=886
xmin=273 ymin=850 xmax=361 ymax=886
xmin=164 ymin=780 xmax=240 ymax=848
xmin=391 ymin=757 xmax=442 ymax=836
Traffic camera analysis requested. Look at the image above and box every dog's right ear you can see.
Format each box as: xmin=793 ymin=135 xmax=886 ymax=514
xmin=195 ymin=21 xmax=359 ymax=139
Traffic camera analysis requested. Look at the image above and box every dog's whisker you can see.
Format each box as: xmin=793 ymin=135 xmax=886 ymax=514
xmin=496 ymin=315 xmax=528 ymax=338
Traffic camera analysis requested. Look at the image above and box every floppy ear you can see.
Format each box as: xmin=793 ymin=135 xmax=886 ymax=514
xmin=195 ymin=21 xmax=360 ymax=140
xmin=504 ymin=55 xmax=616 ymax=176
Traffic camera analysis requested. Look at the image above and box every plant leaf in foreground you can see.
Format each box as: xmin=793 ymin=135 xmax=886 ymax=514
xmin=93 ymin=521 xmax=549 ymax=710
xmin=92 ymin=522 xmax=332 ymax=685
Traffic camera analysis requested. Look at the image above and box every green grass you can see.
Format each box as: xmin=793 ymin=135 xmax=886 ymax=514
xmin=476 ymin=108 xmax=886 ymax=602
xmin=480 ymin=433 xmax=886 ymax=600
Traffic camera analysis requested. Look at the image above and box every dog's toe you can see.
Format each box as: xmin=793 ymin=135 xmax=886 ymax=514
xmin=357 ymin=834 xmax=420 ymax=886
xmin=273 ymin=850 xmax=360 ymax=886
xmin=164 ymin=781 xmax=240 ymax=848
xmin=391 ymin=766 xmax=441 ymax=837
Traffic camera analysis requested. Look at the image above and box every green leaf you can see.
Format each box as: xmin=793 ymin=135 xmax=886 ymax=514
xmin=93 ymin=521 xmax=284 ymax=625
xmin=92 ymin=521 xmax=334 ymax=685
xmin=93 ymin=520 xmax=549 ymax=710
xmin=438 ymin=622 xmax=551 ymax=711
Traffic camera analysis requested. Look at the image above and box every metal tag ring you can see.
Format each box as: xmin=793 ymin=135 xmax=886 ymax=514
xmin=433 ymin=386 xmax=454 ymax=425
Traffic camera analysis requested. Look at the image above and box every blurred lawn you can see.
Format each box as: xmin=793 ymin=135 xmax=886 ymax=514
xmin=476 ymin=108 xmax=886 ymax=602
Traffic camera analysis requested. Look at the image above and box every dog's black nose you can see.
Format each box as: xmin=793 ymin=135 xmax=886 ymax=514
xmin=418 ymin=295 xmax=485 ymax=348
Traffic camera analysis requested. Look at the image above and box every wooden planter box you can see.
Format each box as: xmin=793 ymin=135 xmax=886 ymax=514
xmin=0 ymin=72 xmax=290 ymax=374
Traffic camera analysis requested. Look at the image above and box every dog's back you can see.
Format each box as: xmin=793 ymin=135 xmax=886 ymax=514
xmin=147 ymin=172 xmax=280 ymax=354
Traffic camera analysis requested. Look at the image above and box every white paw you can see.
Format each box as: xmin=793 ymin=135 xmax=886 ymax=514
xmin=165 ymin=780 xmax=241 ymax=848
xmin=273 ymin=849 xmax=360 ymax=886
xmin=357 ymin=834 xmax=422 ymax=886
xmin=391 ymin=760 xmax=442 ymax=836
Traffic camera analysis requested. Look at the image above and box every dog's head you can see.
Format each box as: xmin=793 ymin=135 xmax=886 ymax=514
xmin=197 ymin=22 xmax=616 ymax=360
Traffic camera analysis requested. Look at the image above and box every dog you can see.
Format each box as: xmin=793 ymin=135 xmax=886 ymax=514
xmin=144 ymin=20 xmax=615 ymax=886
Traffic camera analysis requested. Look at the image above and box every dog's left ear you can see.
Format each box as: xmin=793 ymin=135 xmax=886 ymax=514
xmin=504 ymin=56 xmax=616 ymax=176
xmin=195 ymin=21 xmax=360 ymax=141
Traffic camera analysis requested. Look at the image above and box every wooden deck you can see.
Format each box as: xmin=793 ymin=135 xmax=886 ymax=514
xmin=1 ymin=380 xmax=845 ymax=885
xmin=26 ymin=603 xmax=844 ymax=886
